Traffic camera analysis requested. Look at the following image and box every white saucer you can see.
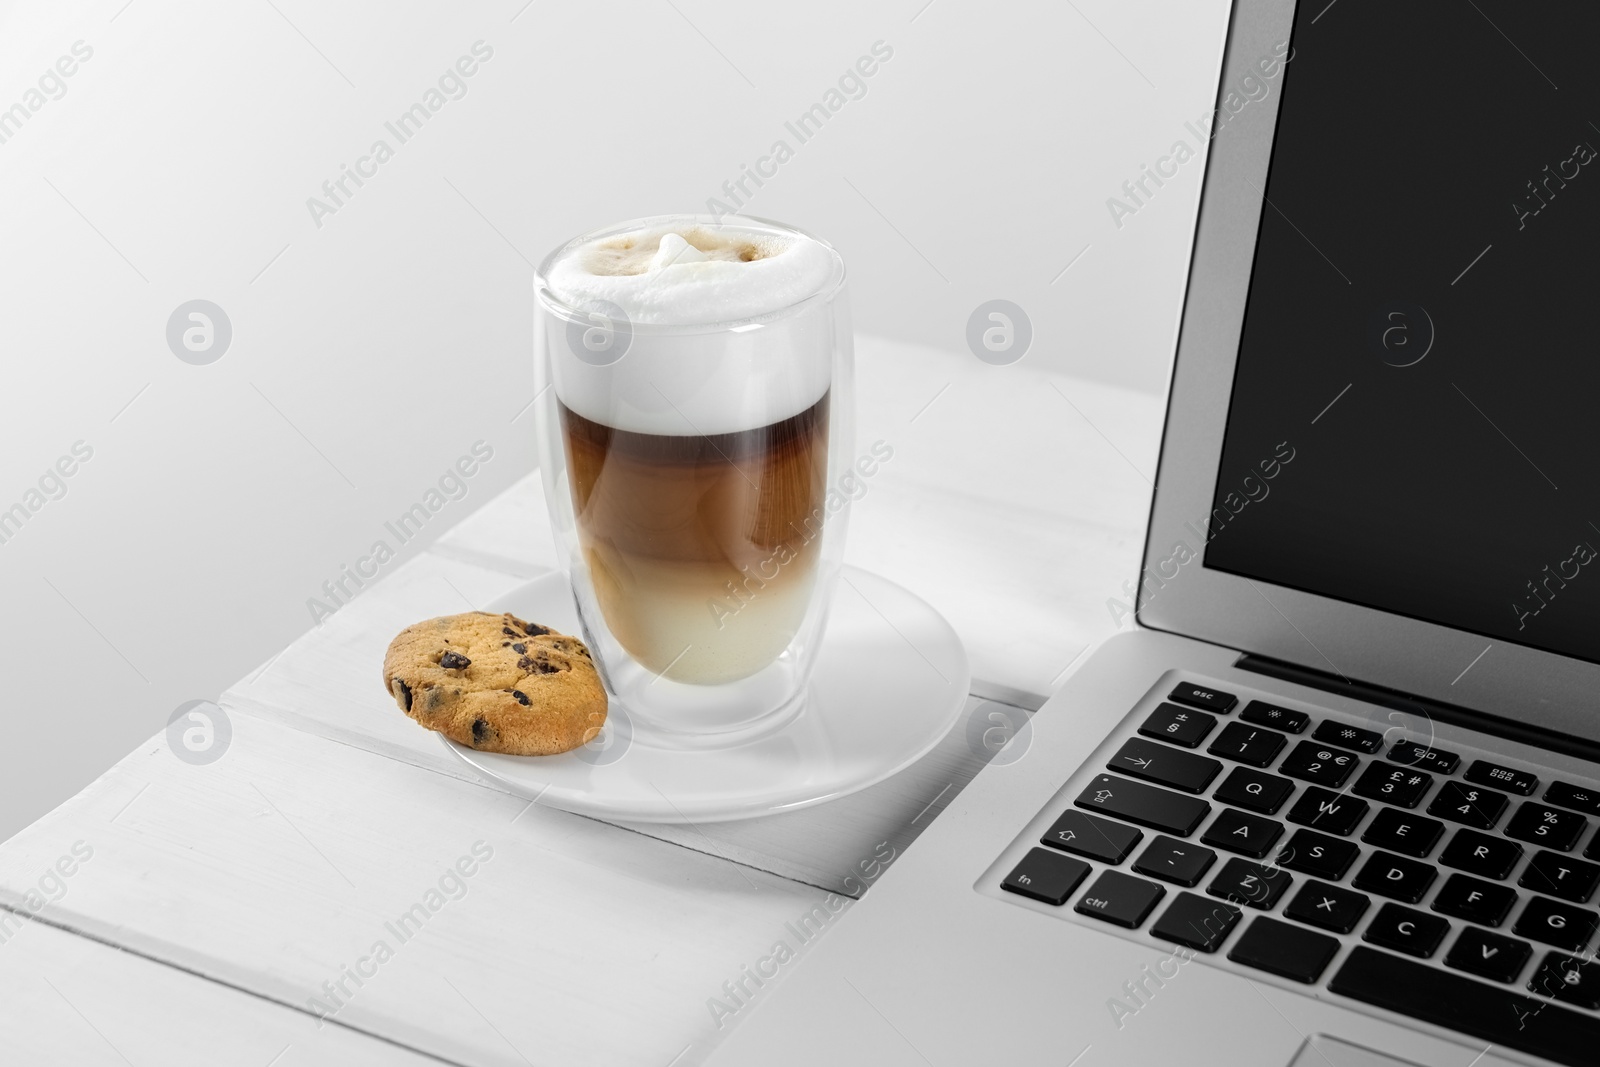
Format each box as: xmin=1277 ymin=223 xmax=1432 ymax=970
xmin=438 ymin=566 xmax=969 ymax=823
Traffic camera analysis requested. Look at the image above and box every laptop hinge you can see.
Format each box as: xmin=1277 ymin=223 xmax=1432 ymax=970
xmin=1235 ymin=653 xmax=1600 ymax=768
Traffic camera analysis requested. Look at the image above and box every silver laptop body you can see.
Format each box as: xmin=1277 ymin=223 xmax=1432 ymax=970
xmin=707 ymin=2 xmax=1600 ymax=1064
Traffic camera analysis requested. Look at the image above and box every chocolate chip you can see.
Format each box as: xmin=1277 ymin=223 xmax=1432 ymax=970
xmin=523 ymin=622 xmax=551 ymax=636
xmin=517 ymin=655 xmax=534 ymax=671
xmin=471 ymin=717 xmax=491 ymax=744
xmin=512 ymin=643 xmax=527 ymax=654
xmin=510 ymin=690 xmax=530 ymax=706
xmin=393 ymin=678 xmax=413 ymax=712
xmin=502 ymin=627 xmax=520 ymax=637
xmin=534 ymin=660 xmax=562 ymax=674
xmin=439 ymin=651 xmax=471 ymax=670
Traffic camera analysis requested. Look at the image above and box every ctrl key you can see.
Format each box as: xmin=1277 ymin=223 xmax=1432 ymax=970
xmin=1002 ymin=848 xmax=1091 ymax=906
xmin=1075 ymin=870 xmax=1166 ymax=928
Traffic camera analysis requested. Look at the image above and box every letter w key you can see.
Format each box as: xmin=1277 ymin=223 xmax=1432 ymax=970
xmin=1288 ymin=787 xmax=1370 ymax=836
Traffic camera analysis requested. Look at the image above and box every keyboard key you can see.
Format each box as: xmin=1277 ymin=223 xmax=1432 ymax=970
xmin=1586 ymin=835 xmax=1600 ymax=862
xmin=1331 ymin=946 xmax=1600 ymax=1067
xmin=1137 ymin=704 xmax=1217 ymax=748
xmin=1206 ymin=722 xmax=1287 ymax=768
xmin=1465 ymin=759 xmax=1538 ymax=796
xmin=1240 ymin=701 xmax=1310 ymax=733
xmin=1075 ymin=870 xmax=1165 ymax=928
xmin=1439 ymin=829 xmax=1522 ymax=880
xmin=1364 ymin=903 xmax=1450 ymax=958
xmin=1002 ymin=848 xmax=1090 ymax=905
xmin=1388 ymin=741 xmax=1459 ymax=774
xmin=1040 ymin=810 xmax=1142 ymax=864
xmin=1529 ymin=953 xmax=1600 ymax=1009
xmin=1107 ymin=737 xmax=1221 ymax=793
xmin=1520 ymin=851 xmax=1600 ymax=903
xmin=1427 ymin=781 xmax=1509 ymax=830
xmin=1132 ymin=836 xmax=1216 ymax=887
xmin=1312 ymin=720 xmax=1383 ymax=754
xmin=1286 ymin=787 xmax=1368 ymax=836
xmin=1201 ymin=809 xmax=1284 ymax=858
xmin=1276 ymin=829 xmax=1359 ymax=880
xmin=1168 ymin=682 xmax=1236 ymax=714
xmin=1351 ymin=762 xmax=1433 ymax=809
xmin=1432 ymin=874 xmax=1518 ymax=927
xmin=1075 ymin=775 xmax=1211 ymax=836
xmin=1228 ymin=916 xmax=1339 ymax=983
xmin=1213 ymin=767 xmax=1295 ymax=815
xmin=1445 ymin=927 xmax=1531 ymax=983
xmin=1352 ymin=851 xmax=1436 ymax=903
xmin=1208 ymin=858 xmax=1292 ymax=909
xmin=1150 ymin=891 xmax=1241 ymax=953
xmin=1284 ymin=879 xmax=1369 ymax=934
xmin=1361 ymin=808 xmax=1445 ymax=858
xmin=1279 ymin=741 xmax=1360 ymax=788
xmin=1544 ymin=781 xmax=1600 ymax=816
xmin=1505 ymin=802 xmax=1588 ymax=852
xmin=1513 ymin=896 xmax=1600 ymax=951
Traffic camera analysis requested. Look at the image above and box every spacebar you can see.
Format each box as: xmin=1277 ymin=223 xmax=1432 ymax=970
xmin=1329 ymin=947 xmax=1597 ymax=1067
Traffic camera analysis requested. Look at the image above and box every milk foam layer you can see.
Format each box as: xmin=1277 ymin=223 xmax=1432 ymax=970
xmin=544 ymin=222 xmax=840 ymax=326
xmin=538 ymin=217 xmax=846 ymax=437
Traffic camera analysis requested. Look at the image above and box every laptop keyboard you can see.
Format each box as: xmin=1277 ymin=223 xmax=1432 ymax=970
xmin=992 ymin=677 xmax=1600 ymax=1067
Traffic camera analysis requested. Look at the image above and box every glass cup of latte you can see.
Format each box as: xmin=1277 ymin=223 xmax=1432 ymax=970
xmin=533 ymin=215 xmax=854 ymax=748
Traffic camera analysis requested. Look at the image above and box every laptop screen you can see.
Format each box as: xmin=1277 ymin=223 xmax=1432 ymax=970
xmin=1204 ymin=2 xmax=1600 ymax=665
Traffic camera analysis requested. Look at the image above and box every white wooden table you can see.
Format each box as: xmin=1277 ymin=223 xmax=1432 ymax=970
xmin=0 ymin=336 xmax=1160 ymax=1066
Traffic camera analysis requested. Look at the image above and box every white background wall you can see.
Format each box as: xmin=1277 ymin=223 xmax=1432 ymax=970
xmin=0 ymin=0 xmax=1231 ymax=842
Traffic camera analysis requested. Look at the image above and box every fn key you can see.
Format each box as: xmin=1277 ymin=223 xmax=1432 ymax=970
xmin=1002 ymin=848 xmax=1090 ymax=905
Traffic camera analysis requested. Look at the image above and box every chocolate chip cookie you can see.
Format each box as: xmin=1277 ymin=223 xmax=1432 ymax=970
xmin=382 ymin=611 xmax=607 ymax=756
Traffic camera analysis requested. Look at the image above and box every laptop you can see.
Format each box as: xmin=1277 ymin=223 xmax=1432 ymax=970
xmin=703 ymin=2 xmax=1600 ymax=1065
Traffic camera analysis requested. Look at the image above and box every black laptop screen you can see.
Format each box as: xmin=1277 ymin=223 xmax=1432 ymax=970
xmin=1204 ymin=1 xmax=1600 ymax=665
